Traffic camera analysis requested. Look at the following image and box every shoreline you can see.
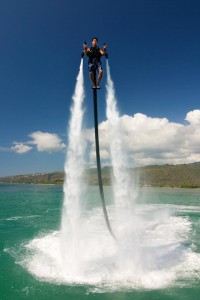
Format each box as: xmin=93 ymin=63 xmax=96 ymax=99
xmin=1 ymin=181 xmax=200 ymax=189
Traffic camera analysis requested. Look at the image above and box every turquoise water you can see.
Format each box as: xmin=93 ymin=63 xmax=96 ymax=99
xmin=1 ymin=183 xmax=200 ymax=299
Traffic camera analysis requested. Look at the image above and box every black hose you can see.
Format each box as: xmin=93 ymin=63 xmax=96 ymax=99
xmin=93 ymin=88 xmax=116 ymax=240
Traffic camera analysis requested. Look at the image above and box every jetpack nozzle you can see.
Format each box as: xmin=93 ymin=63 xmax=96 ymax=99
xmin=103 ymin=43 xmax=108 ymax=59
xmin=81 ymin=41 xmax=87 ymax=58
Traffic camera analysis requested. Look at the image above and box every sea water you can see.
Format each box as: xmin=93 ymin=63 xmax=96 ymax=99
xmin=1 ymin=183 xmax=200 ymax=300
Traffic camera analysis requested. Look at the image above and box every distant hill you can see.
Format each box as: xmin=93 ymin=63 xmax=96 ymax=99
xmin=133 ymin=162 xmax=200 ymax=188
xmin=1 ymin=162 xmax=200 ymax=188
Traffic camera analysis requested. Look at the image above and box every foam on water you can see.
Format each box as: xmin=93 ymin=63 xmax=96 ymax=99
xmin=16 ymin=204 xmax=200 ymax=291
xmin=6 ymin=215 xmax=40 ymax=221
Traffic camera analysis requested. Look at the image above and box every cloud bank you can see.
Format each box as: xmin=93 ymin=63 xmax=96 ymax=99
xmin=85 ymin=109 xmax=200 ymax=166
xmin=3 ymin=110 xmax=200 ymax=166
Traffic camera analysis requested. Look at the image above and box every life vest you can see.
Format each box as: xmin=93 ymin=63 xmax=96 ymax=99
xmin=87 ymin=46 xmax=102 ymax=64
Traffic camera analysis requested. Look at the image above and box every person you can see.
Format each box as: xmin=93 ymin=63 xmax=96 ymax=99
xmin=83 ymin=37 xmax=107 ymax=89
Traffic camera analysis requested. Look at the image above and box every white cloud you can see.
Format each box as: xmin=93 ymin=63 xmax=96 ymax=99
xmin=85 ymin=110 xmax=200 ymax=166
xmin=185 ymin=109 xmax=200 ymax=124
xmin=11 ymin=143 xmax=32 ymax=154
xmin=29 ymin=131 xmax=66 ymax=152
xmin=1 ymin=131 xmax=66 ymax=155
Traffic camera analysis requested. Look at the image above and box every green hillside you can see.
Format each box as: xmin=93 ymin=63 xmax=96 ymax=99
xmin=133 ymin=162 xmax=200 ymax=188
xmin=1 ymin=163 xmax=200 ymax=188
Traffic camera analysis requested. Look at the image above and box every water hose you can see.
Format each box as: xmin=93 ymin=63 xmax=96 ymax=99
xmin=92 ymin=88 xmax=116 ymax=240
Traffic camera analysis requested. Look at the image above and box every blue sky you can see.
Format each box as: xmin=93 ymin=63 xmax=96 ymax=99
xmin=0 ymin=0 xmax=200 ymax=176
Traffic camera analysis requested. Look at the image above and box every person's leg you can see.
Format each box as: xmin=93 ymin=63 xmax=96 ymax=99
xmin=90 ymin=71 xmax=96 ymax=87
xmin=97 ymin=67 xmax=103 ymax=88
xmin=89 ymin=63 xmax=96 ymax=88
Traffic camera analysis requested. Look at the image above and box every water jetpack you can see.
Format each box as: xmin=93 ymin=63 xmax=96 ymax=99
xmin=81 ymin=40 xmax=115 ymax=240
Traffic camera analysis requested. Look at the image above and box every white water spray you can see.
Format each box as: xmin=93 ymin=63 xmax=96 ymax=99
xmin=105 ymin=61 xmax=135 ymax=230
xmin=18 ymin=60 xmax=200 ymax=291
xmin=60 ymin=59 xmax=85 ymax=276
xmin=105 ymin=60 xmax=142 ymax=274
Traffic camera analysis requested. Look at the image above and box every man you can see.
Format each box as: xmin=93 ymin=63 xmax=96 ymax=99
xmin=83 ymin=37 xmax=107 ymax=89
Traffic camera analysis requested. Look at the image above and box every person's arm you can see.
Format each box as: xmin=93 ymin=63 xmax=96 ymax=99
xmin=83 ymin=43 xmax=90 ymax=55
xmin=100 ymin=44 xmax=107 ymax=56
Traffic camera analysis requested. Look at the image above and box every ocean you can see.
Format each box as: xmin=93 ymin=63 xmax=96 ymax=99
xmin=1 ymin=183 xmax=200 ymax=300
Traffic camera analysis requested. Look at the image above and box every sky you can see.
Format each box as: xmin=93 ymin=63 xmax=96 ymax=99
xmin=0 ymin=0 xmax=200 ymax=176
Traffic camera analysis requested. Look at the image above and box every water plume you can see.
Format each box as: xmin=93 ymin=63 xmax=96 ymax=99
xmin=60 ymin=59 xmax=85 ymax=276
xmin=105 ymin=60 xmax=135 ymax=235
xmin=105 ymin=60 xmax=143 ymax=276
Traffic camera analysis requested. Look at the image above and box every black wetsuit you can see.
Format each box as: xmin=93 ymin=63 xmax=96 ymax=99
xmin=87 ymin=46 xmax=102 ymax=65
